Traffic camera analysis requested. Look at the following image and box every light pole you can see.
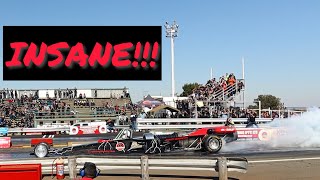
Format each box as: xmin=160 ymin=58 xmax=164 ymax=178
xmin=165 ymin=21 xmax=179 ymax=98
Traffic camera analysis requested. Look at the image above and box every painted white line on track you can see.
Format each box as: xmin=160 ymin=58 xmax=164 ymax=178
xmin=250 ymin=157 xmax=320 ymax=163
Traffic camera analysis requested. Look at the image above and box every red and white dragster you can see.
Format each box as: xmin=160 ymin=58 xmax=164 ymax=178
xmin=69 ymin=122 xmax=107 ymax=135
xmin=31 ymin=126 xmax=238 ymax=158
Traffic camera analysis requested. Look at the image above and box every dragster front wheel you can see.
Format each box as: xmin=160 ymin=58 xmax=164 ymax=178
xmin=203 ymin=135 xmax=223 ymax=153
xmin=34 ymin=142 xmax=49 ymax=158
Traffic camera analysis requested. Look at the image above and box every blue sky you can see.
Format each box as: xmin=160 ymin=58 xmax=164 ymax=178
xmin=0 ymin=1 xmax=320 ymax=107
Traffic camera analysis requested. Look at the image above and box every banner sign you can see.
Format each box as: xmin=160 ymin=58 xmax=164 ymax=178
xmin=3 ymin=26 xmax=162 ymax=81
xmin=237 ymin=128 xmax=286 ymax=141
xmin=0 ymin=137 xmax=11 ymax=148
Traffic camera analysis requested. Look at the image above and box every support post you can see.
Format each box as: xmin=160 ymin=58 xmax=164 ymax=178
xmin=258 ymin=101 xmax=262 ymax=118
xmin=68 ymin=156 xmax=77 ymax=180
xmin=140 ymin=155 xmax=149 ymax=180
xmin=222 ymin=88 xmax=225 ymax=101
xmin=217 ymin=157 xmax=228 ymax=180
xmin=242 ymin=57 xmax=245 ymax=79
xmin=269 ymin=107 xmax=271 ymax=117
xmin=195 ymin=100 xmax=198 ymax=118
xmin=242 ymin=57 xmax=245 ymax=109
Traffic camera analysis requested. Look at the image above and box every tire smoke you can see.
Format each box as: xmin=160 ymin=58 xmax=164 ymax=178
xmin=270 ymin=107 xmax=320 ymax=148
xmin=221 ymin=107 xmax=320 ymax=152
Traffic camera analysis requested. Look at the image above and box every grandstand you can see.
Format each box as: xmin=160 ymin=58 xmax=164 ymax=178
xmin=187 ymin=73 xmax=246 ymax=118
xmin=144 ymin=73 xmax=246 ymax=119
xmin=0 ymin=87 xmax=133 ymax=128
xmin=143 ymin=72 xmax=302 ymax=119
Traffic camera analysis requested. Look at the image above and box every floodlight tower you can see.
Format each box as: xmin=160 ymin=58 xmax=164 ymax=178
xmin=165 ymin=21 xmax=179 ymax=98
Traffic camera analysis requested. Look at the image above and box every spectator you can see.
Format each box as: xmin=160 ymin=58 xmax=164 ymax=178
xmin=74 ymin=87 xmax=77 ymax=98
xmin=225 ymin=117 xmax=235 ymax=127
xmin=246 ymin=112 xmax=258 ymax=128
xmin=130 ymin=113 xmax=138 ymax=131
xmin=79 ymin=162 xmax=100 ymax=180
xmin=106 ymin=118 xmax=115 ymax=131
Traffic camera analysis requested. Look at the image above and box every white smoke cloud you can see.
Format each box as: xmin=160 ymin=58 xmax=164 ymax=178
xmin=221 ymin=107 xmax=320 ymax=152
xmin=270 ymin=107 xmax=320 ymax=148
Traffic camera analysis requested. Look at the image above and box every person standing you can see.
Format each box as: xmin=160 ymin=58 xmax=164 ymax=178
xmin=130 ymin=112 xmax=137 ymax=131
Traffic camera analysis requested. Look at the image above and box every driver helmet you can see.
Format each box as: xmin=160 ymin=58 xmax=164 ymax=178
xmin=122 ymin=129 xmax=131 ymax=139
xmin=226 ymin=118 xmax=234 ymax=126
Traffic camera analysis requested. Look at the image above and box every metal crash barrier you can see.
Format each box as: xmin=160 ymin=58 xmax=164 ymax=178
xmin=6 ymin=118 xmax=273 ymax=135
xmin=0 ymin=156 xmax=248 ymax=180
xmin=137 ymin=118 xmax=272 ymax=130
xmin=8 ymin=127 xmax=69 ymax=134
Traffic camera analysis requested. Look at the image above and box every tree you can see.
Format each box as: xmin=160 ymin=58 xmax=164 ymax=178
xmin=253 ymin=94 xmax=282 ymax=110
xmin=180 ymin=83 xmax=200 ymax=97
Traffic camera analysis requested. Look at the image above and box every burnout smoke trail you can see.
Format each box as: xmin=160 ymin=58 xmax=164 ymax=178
xmin=270 ymin=107 xmax=320 ymax=148
xmin=221 ymin=107 xmax=320 ymax=152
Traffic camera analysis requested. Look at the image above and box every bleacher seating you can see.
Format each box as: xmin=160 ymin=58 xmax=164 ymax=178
xmin=0 ymin=88 xmax=133 ymax=128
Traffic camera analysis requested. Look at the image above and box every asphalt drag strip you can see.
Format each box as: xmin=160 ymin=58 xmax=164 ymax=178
xmin=3 ymin=143 xmax=320 ymax=161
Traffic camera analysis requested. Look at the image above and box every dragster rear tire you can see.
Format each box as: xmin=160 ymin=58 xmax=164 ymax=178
xmin=204 ymin=135 xmax=223 ymax=153
xmin=34 ymin=142 xmax=49 ymax=158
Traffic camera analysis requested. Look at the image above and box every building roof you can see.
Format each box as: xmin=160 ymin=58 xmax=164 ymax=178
xmin=148 ymin=105 xmax=180 ymax=114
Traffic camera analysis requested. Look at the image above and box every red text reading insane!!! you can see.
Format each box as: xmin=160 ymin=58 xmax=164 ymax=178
xmin=5 ymin=42 xmax=160 ymax=69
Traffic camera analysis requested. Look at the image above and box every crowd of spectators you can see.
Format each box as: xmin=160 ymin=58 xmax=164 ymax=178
xmin=0 ymin=94 xmax=79 ymax=127
xmin=168 ymin=73 xmax=246 ymax=119
xmin=174 ymin=98 xmax=285 ymax=119
xmin=0 ymin=87 xmax=133 ymax=128
xmin=0 ymin=96 xmax=35 ymax=128
xmin=164 ymin=101 xmax=284 ymax=120
xmin=74 ymin=99 xmax=95 ymax=107
xmin=189 ymin=73 xmax=244 ymax=102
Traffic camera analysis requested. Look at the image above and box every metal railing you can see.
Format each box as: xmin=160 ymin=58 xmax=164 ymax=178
xmin=8 ymin=125 xmax=130 ymax=134
xmin=35 ymin=116 xmax=117 ymax=121
xmin=136 ymin=118 xmax=272 ymax=130
xmin=34 ymin=112 xmax=118 ymax=119
xmin=189 ymin=79 xmax=245 ymax=118
xmin=8 ymin=127 xmax=69 ymax=133
xmin=6 ymin=118 xmax=273 ymax=134
xmin=0 ymin=156 xmax=248 ymax=180
xmin=210 ymin=79 xmax=243 ymax=101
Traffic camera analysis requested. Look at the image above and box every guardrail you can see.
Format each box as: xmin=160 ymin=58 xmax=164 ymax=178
xmin=7 ymin=118 xmax=273 ymax=134
xmin=137 ymin=118 xmax=272 ymax=130
xmin=0 ymin=155 xmax=248 ymax=180
xmin=8 ymin=127 xmax=69 ymax=133
xmin=35 ymin=117 xmax=116 ymax=121
xmin=34 ymin=113 xmax=118 ymax=118
xmin=8 ymin=125 xmax=130 ymax=134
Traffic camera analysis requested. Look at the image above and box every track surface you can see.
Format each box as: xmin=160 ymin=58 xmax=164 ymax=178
xmin=3 ymin=138 xmax=320 ymax=160
xmin=4 ymin=134 xmax=320 ymax=179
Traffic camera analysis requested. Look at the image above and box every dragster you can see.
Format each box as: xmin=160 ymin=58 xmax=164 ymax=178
xmin=31 ymin=126 xmax=238 ymax=158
